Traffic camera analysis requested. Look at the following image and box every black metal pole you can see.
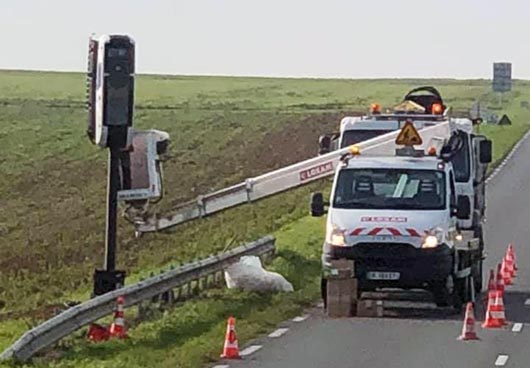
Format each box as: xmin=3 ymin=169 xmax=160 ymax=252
xmin=104 ymin=147 xmax=120 ymax=271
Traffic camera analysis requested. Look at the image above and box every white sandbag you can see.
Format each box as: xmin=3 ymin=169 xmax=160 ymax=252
xmin=224 ymin=256 xmax=293 ymax=292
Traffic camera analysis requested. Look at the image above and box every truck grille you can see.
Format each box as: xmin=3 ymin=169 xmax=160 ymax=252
xmin=353 ymin=242 xmax=418 ymax=258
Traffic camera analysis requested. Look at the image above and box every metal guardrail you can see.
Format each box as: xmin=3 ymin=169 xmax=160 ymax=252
xmin=0 ymin=235 xmax=276 ymax=363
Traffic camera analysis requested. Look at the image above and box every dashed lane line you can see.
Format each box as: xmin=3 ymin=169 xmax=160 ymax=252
xmin=240 ymin=345 xmax=262 ymax=357
xmin=292 ymin=315 xmax=309 ymax=322
xmin=494 ymin=355 xmax=509 ymax=366
xmin=268 ymin=328 xmax=289 ymax=338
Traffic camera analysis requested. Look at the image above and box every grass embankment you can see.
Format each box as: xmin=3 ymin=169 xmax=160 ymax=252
xmin=0 ymin=72 xmax=529 ymax=367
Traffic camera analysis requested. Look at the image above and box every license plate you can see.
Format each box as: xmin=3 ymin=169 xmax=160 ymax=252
xmin=366 ymin=271 xmax=400 ymax=280
xmin=373 ymin=235 xmax=393 ymax=241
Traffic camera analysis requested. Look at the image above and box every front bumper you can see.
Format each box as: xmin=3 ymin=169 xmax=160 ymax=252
xmin=322 ymin=242 xmax=453 ymax=289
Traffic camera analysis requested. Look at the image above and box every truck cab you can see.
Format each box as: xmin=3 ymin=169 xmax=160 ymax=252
xmin=312 ymin=121 xmax=491 ymax=309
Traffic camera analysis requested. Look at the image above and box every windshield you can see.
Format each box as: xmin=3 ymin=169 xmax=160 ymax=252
xmin=340 ymin=130 xmax=394 ymax=147
xmin=333 ymin=168 xmax=446 ymax=210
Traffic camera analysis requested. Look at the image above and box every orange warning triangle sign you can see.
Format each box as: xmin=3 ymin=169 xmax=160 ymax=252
xmin=395 ymin=121 xmax=423 ymax=146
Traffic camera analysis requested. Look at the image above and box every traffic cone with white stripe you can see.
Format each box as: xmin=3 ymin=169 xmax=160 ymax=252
xmin=505 ymin=248 xmax=515 ymax=278
xmin=493 ymin=290 xmax=508 ymax=326
xmin=496 ymin=263 xmax=505 ymax=296
xmin=482 ymin=291 xmax=503 ymax=328
xmin=487 ymin=269 xmax=496 ymax=292
xmin=501 ymin=258 xmax=512 ymax=286
xmin=458 ymin=302 xmax=480 ymax=341
xmin=109 ymin=296 xmax=128 ymax=339
xmin=220 ymin=317 xmax=241 ymax=359
xmin=508 ymin=244 xmax=517 ymax=271
xmin=483 ymin=269 xmax=496 ymax=306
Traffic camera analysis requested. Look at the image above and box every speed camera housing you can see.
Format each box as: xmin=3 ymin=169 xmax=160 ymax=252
xmin=87 ymin=34 xmax=135 ymax=149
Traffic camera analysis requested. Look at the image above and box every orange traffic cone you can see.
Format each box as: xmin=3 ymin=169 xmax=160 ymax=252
xmin=483 ymin=291 xmax=503 ymax=328
xmin=220 ymin=317 xmax=241 ymax=359
xmin=493 ymin=290 xmax=508 ymax=326
xmin=505 ymin=248 xmax=515 ymax=278
xmin=109 ymin=296 xmax=128 ymax=339
xmin=483 ymin=269 xmax=496 ymax=306
xmin=87 ymin=323 xmax=109 ymax=342
xmin=487 ymin=269 xmax=496 ymax=292
xmin=496 ymin=263 xmax=505 ymax=296
xmin=501 ymin=258 xmax=512 ymax=286
xmin=509 ymin=244 xmax=517 ymax=271
xmin=458 ymin=302 xmax=480 ymax=340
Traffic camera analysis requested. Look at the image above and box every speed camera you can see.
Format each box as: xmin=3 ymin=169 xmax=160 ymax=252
xmin=86 ymin=34 xmax=135 ymax=149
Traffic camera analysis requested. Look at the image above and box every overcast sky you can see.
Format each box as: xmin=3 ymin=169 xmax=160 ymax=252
xmin=2 ymin=0 xmax=529 ymax=79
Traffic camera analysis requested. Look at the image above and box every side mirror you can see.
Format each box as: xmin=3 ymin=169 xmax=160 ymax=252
xmin=310 ymin=192 xmax=328 ymax=217
xmin=318 ymin=135 xmax=332 ymax=155
xmin=479 ymin=139 xmax=492 ymax=164
xmin=456 ymin=195 xmax=471 ymax=219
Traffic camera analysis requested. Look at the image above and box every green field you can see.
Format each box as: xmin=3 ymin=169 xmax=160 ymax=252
xmin=0 ymin=71 xmax=529 ymax=367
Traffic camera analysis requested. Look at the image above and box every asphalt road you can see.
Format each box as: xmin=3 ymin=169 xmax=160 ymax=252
xmin=220 ymin=135 xmax=530 ymax=368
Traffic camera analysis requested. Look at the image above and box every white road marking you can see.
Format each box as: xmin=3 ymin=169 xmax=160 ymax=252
xmin=524 ymin=299 xmax=530 ymax=306
xmin=512 ymin=323 xmax=523 ymax=332
xmin=495 ymin=355 xmax=509 ymax=366
xmin=292 ymin=315 xmax=309 ymax=322
xmin=268 ymin=328 xmax=289 ymax=338
xmin=212 ymin=365 xmax=229 ymax=368
xmin=240 ymin=345 xmax=262 ymax=356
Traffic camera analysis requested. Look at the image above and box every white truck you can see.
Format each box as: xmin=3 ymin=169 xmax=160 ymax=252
xmin=312 ymin=117 xmax=492 ymax=310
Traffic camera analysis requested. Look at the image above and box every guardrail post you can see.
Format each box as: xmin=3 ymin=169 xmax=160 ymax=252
xmin=175 ymin=286 xmax=181 ymax=301
xmin=197 ymin=195 xmax=205 ymax=218
xmin=245 ymin=178 xmax=254 ymax=203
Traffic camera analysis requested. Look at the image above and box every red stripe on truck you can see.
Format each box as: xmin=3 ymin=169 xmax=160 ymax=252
xmin=367 ymin=227 xmax=383 ymax=236
xmin=406 ymin=228 xmax=421 ymax=237
xmin=350 ymin=228 xmax=365 ymax=236
xmin=386 ymin=227 xmax=402 ymax=236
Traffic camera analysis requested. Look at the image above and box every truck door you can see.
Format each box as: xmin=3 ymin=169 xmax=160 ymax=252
xmin=447 ymin=131 xmax=474 ymax=229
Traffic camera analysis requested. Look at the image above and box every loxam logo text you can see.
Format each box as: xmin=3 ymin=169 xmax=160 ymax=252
xmin=299 ymin=162 xmax=334 ymax=181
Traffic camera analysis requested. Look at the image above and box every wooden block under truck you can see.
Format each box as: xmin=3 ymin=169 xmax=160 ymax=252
xmin=311 ymin=119 xmax=492 ymax=311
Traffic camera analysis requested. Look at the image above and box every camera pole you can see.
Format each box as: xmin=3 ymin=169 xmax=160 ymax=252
xmin=87 ymin=34 xmax=135 ymax=296
xmin=104 ymin=147 xmax=121 ymax=272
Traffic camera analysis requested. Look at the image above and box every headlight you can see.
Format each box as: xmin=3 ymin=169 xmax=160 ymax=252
xmin=326 ymin=225 xmax=346 ymax=247
xmin=422 ymin=235 xmax=438 ymax=248
xmin=422 ymin=227 xmax=444 ymax=249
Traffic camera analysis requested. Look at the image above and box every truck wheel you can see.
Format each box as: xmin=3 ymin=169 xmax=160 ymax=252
xmin=453 ymin=276 xmax=469 ymax=309
xmin=432 ymin=279 xmax=451 ymax=307
xmin=464 ymin=275 xmax=474 ymax=303
xmin=432 ymin=275 xmax=462 ymax=311
xmin=472 ymin=259 xmax=483 ymax=293
xmin=473 ymin=225 xmax=484 ymax=292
